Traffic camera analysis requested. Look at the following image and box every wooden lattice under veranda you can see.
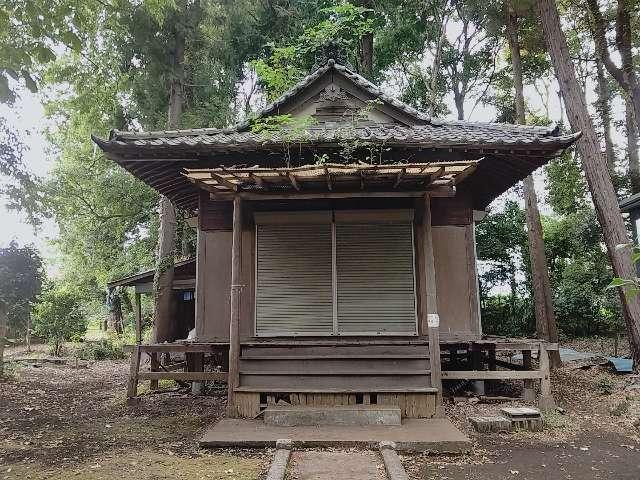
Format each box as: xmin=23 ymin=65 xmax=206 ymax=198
xmin=182 ymin=161 xmax=478 ymax=198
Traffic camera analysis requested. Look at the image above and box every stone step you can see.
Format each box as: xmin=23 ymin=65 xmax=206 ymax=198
xmin=263 ymin=405 xmax=402 ymax=427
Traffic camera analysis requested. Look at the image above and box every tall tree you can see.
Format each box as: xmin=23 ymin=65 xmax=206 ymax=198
xmin=539 ymin=0 xmax=640 ymax=369
xmin=152 ymin=10 xmax=184 ymax=344
xmin=504 ymin=3 xmax=561 ymax=368
xmin=586 ymin=0 xmax=640 ymax=136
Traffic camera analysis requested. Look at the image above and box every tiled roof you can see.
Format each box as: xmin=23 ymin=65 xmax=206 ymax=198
xmin=96 ymin=59 xmax=579 ymax=154
xmin=101 ymin=121 xmax=579 ymax=153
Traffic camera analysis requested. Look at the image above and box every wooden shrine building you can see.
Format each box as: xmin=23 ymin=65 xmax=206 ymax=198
xmin=94 ymin=59 xmax=579 ymax=417
xmin=107 ymin=258 xmax=196 ymax=343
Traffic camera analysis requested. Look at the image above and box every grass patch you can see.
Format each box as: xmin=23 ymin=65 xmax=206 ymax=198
xmin=543 ymin=410 xmax=572 ymax=430
xmin=1 ymin=451 xmax=265 ymax=480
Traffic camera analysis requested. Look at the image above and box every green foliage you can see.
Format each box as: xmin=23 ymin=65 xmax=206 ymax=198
xmin=545 ymin=150 xmax=589 ymax=215
xmin=32 ymin=284 xmax=86 ymax=356
xmin=74 ymin=338 xmax=126 ymax=361
xmin=0 ymin=0 xmax=92 ymax=103
xmin=252 ymin=46 xmax=305 ymax=101
xmin=0 ymin=241 xmax=44 ymax=338
xmin=252 ymin=2 xmax=380 ymax=98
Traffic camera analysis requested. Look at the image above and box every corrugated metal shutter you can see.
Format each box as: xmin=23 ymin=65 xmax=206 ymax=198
xmin=336 ymin=223 xmax=417 ymax=334
xmin=255 ymin=224 xmax=334 ymax=336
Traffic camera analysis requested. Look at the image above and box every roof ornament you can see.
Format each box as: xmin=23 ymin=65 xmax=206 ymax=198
xmin=312 ymin=40 xmax=354 ymax=71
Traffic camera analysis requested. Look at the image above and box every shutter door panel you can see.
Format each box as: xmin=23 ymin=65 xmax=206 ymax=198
xmin=256 ymin=224 xmax=333 ymax=335
xmin=336 ymin=223 xmax=417 ymax=334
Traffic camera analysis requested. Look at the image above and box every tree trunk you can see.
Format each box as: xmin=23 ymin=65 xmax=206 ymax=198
xmin=505 ymin=4 xmax=562 ymax=368
xmin=355 ymin=0 xmax=373 ymax=78
xmin=539 ymin=0 xmax=640 ymax=371
xmin=429 ymin=0 xmax=450 ymax=117
xmin=0 ymin=302 xmax=6 ymax=377
xmin=152 ymin=25 xmax=183 ymax=344
xmin=626 ymin=97 xmax=640 ymax=194
xmin=108 ymin=290 xmax=124 ymax=336
xmin=594 ymin=56 xmax=616 ymax=175
xmin=587 ymin=0 xmax=640 ymax=138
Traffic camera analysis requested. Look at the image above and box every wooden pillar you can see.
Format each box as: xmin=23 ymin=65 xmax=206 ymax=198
xmin=423 ymin=195 xmax=443 ymax=415
xmin=538 ymin=343 xmax=555 ymax=410
xmin=126 ymin=345 xmax=141 ymax=405
xmin=522 ymin=349 xmax=536 ymax=402
xmin=227 ymin=196 xmax=243 ymax=417
xmin=134 ymin=292 xmax=142 ymax=344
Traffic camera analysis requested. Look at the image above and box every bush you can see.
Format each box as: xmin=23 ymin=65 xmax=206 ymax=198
xmin=75 ymin=338 xmax=125 ymax=360
xmin=32 ymin=285 xmax=86 ymax=356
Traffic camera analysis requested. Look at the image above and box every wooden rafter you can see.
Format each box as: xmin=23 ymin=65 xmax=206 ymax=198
xmin=183 ymin=160 xmax=478 ymax=197
xmin=209 ymin=172 xmax=238 ymax=191
xmin=324 ymin=167 xmax=333 ymax=191
xmin=393 ymin=168 xmax=406 ymax=188
xmin=288 ymin=172 xmax=301 ymax=191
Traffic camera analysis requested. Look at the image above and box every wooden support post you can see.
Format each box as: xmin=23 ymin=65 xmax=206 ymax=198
xmin=191 ymin=352 xmax=205 ymax=395
xmin=150 ymin=352 xmax=159 ymax=390
xmin=470 ymin=343 xmax=485 ymax=395
xmin=423 ymin=195 xmax=443 ymax=416
xmin=522 ymin=350 xmax=536 ymax=402
xmin=126 ymin=345 xmax=141 ymax=405
xmin=538 ymin=343 xmax=555 ymax=410
xmin=134 ymin=292 xmax=142 ymax=345
xmin=227 ymin=195 xmax=243 ymax=417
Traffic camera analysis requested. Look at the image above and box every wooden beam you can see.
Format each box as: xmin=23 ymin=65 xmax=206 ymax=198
xmin=441 ymin=370 xmax=544 ymax=380
xmin=126 ymin=345 xmax=141 ymax=403
xmin=207 ymin=188 xmax=455 ymax=201
xmin=227 ymin=195 xmax=243 ymax=418
xmin=139 ymin=371 xmax=228 ymax=381
xmin=538 ymin=343 xmax=555 ymax=409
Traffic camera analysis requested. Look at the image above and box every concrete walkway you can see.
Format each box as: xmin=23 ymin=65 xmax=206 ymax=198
xmin=289 ymin=450 xmax=385 ymax=480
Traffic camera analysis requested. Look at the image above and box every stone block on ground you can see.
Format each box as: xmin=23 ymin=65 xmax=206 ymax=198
xmin=263 ymin=405 xmax=401 ymax=427
xmin=468 ymin=416 xmax=512 ymax=433
xmin=500 ymin=407 xmax=544 ymax=432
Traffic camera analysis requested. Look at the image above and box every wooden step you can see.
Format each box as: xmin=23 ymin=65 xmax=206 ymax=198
xmin=240 ymin=354 xmax=429 ymax=360
xmin=235 ymin=386 xmax=438 ymax=393
xmin=239 ymin=357 xmax=430 ymax=373
xmin=241 ymin=343 xmax=430 ymax=357
xmin=241 ymin=370 xmax=431 ymax=376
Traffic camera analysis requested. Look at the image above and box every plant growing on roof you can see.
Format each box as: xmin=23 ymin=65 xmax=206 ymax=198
xmin=249 ymin=114 xmax=317 ymax=167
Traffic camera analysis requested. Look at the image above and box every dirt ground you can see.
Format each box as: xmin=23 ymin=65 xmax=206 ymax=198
xmin=0 ymin=345 xmax=270 ymax=480
xmin=1 ymin=344 xmax=639 ymax=480
xmin=403 ymin=365 xmax=640 ymax=479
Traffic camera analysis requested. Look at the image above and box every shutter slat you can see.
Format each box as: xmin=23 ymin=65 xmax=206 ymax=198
xmin=336 ymin=223 xmax=417 ymax=334
xmin=256 ymin=224 xmax=333 ymax=335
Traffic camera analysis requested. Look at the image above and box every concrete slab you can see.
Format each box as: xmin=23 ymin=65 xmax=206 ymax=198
xmin=289 ymin=450 xmax=384 ymax=480
xmin=263 ymin=405 xmax=401 ymax=426
xmin=199 ymin=418 xmax=471 ymax=453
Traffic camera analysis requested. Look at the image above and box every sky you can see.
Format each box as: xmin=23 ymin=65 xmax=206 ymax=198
xmin=0 ymin=91 xmax=59 ymax=268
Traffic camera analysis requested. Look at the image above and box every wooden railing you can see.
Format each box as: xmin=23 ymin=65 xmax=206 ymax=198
xmin=126 ymin=343 xmax=228 ymax=404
